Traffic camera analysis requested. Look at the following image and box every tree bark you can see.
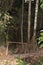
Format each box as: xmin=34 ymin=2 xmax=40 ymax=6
xmin=28 ymin=0 xmax=31 ymax=43
xmin=25 ymin=0 xmax=31 ymax=52
xmin=33 ymin=0 xmax=39 ymax=37
xmin=31 ymin=0 xmax=39 ymax=51
xmin=21 ymin=0 xmax=24 ymax=49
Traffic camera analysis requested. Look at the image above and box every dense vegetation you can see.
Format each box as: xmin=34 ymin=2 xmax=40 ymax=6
xmin=0 ymin=0 xmax=43 ymax=65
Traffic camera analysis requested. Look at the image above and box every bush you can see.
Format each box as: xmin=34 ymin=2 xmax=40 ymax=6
xmin=37 ymin=30 xmax=43 ymax=48
xmin=16 ymin=58 xmax=30 ymax=65
xmin=33 ymin=56 xmax=43 ymax=65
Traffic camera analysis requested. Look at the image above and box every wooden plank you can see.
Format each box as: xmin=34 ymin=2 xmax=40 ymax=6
xmin=8 ymin=42 xmax=27 ymax=44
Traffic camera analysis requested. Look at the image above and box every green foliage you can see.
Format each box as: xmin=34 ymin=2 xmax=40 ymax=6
xmin=16 ymin=58 xmax=30 ymax=65
xmin=4 ymin=61 xmax=8 ymax=65
xmin=40 ymin=0 xmax=43 ymax=2
xmin=37 ymin=30 xmax=43 ymax=48
xmin=40 ymin=0 xmax=43 ymax=9
xmin=40 ymin=4 xmax=43 ymax=9
xmin=1 ymin=0 xmax=10 ymax=12
xmin=34 ymin=62 xmax=43 ymax=65
xmin=33 ymin=56 xmax=43 ymax=65
xmin=0 ymin=12 xmax=13 ymax=43
xmin=0 ymin=12 xmax=12 ymax=32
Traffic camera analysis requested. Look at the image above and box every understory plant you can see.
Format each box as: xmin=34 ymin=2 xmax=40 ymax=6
xmin=37 ymin=30 xmax=43 ymax=48
xmin=0 ymin=12 xmax=13 ymax=42
xmin=33 ymin=56 xmax=43 ymax=65
xmin=16 ymin=58 xmax=30 ymax=65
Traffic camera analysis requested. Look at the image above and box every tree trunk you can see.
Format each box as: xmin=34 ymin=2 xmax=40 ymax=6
xmin=33 ymin=0 xmax=39 ymax=37
xmin=21 ymin=0 xmax=24 ymax=50
xmin=28 ymin=0 xmax=31 ymax=43
xmin=31 ymin=0 xmax=39 ymax=51
xmin=25 ymin=0 xmax=31 ymax=52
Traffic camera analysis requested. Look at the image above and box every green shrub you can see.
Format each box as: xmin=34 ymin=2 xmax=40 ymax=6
xmin=33 ymin=56 xmax=43 ymax=65
xmin=16 ymin=58 xmax=30 ymax=65
xmin=37 ymin=30 xmax=43 ymax=48
xmin=3 ymin=60 xmax=8 ymax=65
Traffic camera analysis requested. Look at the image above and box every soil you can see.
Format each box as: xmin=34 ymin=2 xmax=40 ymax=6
xmin=0 ymin=45 xmax=43 ymax=65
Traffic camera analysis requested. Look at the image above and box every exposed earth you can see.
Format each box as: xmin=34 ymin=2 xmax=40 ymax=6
xmin=0 ymin=46 xmax=43 ymax=65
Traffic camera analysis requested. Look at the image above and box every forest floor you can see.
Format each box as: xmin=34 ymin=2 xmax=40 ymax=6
xmin=0 ymin=45 xmax=43 ymax=65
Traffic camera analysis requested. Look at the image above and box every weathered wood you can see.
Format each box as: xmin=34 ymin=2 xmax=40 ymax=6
xmin=8 ymin=42 xmax=26 ymax=44
xmin=9 ymin=51 xmax=43 ymax=59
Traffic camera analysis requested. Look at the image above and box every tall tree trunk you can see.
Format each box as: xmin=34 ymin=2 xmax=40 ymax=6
xmin=33 ymin=0 xmax=39 ymax=37
xmin=28 ymin=0 xmax=31 ymax=43
xmin=21 ymin=0 xmax=24 ymax=49
xmin=31 ymin=0 xmax=39 ymax=51
xmin=25 ymin=0 xmax=31 ymax=52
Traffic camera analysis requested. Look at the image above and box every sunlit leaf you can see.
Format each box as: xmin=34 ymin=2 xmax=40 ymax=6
xmin=40 ymin=4 xmax=43 ymax=9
